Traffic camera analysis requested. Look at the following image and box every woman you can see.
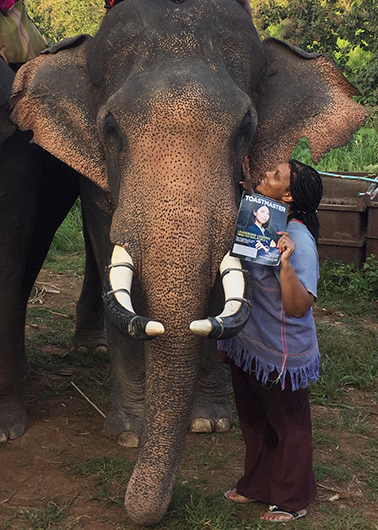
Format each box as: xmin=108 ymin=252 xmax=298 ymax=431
xmin=247 ymin=204 xmax=277 ymax=254
xmin=221 ymin=157 xmax=323 ymax=523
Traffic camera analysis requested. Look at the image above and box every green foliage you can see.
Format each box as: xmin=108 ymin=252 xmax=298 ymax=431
xmin=318 ymin=256 xmax=378 ymax=302
xmin=292 ymin=126 xmax=378 ymax=172
xmin=25 ymin=0 xmax=104 ymax=45
xmin=251 ymin=0 xmax=378 ymax=106
xmin=253 ymin=0 xmax=345 ymax=57
xmin=48 ymin=201 xmax=84 ymax=256
xmin=44 ymin=200 xmax=85 ymax=273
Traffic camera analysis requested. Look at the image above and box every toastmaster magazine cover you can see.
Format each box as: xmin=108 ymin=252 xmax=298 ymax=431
xmin=230 ymin=192 xmax=289 ymax=266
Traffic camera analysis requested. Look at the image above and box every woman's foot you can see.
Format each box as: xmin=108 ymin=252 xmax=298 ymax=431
xmin=260 ymin=505 xmax=307 ymax=522
xmin=224 ymin=489 xmax=255 ymax=503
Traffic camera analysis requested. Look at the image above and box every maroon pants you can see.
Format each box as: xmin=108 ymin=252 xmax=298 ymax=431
xmin=230 ymin=360 xmax=317 ymax=512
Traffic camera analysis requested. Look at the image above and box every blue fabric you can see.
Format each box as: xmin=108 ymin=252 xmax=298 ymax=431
xmin=220 ymin=220 xmax=320 ymax=391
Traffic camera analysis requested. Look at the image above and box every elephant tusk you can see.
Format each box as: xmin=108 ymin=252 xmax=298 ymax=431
xmin=189 ymin=252 xmax=252 ymax=339
xmin=103 ymin=245 xmax=164 ymax=339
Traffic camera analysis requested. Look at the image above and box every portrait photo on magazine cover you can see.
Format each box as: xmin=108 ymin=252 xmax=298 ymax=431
xmin=231 ymin=192 xmax=288 ymax=266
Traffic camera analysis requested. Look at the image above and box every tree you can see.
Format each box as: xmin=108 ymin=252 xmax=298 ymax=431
xmin=251 ymin=0 xmax=378 ymax=106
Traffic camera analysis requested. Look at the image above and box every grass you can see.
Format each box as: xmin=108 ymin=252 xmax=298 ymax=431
xmin=311 ymin=320 xmax=378 ymax=404
xmin=44 ymin=200 xmax=85 ymax=273
xmin=66 ymin=456 xmax=134 ymax=505
xmin=2 ymin=498 xmax=76 ymax=530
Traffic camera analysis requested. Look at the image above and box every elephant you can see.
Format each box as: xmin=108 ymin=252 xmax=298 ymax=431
xmin=8 ymin=0 xmax=368 ymax=525
xmin=0 ymin=58 xmax=109 ymax=442
xmin=0 ymin=55 xmax=233 ymax=444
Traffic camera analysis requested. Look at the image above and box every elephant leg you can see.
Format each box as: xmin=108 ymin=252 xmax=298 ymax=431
xmin=189 ymin=273 xmax=232 ymax=433
xmin=71 ymin=200 xmax=107 ymax=355
xmin=0 ymin=132 xmax=80 ymax=441
xmin=103 ymin=324 xmax=145 ymax=448
xmin=78 ymin=177 xmax=145 ymax=447
xmin=189 ymin=340 xmax=233 ymax=433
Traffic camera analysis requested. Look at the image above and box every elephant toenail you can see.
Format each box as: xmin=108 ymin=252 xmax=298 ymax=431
xmin=9 ymin=424 xmax=25 ymax=440
xmin=189 ymin=418 xmax=213 ymax=433
xmin=117 ymin=431 xmax=141 ymax=448
xmin=215 ymin=417 xmax=231 ymax=432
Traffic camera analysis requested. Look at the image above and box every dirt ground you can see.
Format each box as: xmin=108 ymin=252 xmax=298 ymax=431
xmin=1 ymin=268 xmax=378 ymax=529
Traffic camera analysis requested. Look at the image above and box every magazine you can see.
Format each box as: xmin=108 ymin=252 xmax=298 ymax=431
xmin=230 ymin=192 xmax=289 ymax=266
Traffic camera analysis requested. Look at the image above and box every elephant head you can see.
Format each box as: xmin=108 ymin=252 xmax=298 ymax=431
xmin=10 ymin=0 xmax=368 ymax=524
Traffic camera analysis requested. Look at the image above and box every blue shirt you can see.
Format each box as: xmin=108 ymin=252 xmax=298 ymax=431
xmin=220 ymin=220 xmax=320 ymax=390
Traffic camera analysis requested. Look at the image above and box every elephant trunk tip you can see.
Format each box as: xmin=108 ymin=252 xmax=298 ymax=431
xmin=125 ymin=493 xmax=169 ymax=527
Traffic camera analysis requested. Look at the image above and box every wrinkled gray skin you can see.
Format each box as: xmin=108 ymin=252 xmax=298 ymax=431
xmin=0 ymin=58 xmax=108 ymax=443
xmin=10 ymin=0 xmax=368 ymax=524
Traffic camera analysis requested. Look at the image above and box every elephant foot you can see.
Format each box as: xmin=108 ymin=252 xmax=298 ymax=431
xmin=188 ymin=416 xmax=231 ymax=433
xmin=0 ymin=396 xmax=28 ymax=442
xmin=103 ymin=408 xmax=143 ymax=448
xmin=188 ymin=400 xmax=233 ymax=434
xmin=71 ymin=329 xmax=108 ymax=355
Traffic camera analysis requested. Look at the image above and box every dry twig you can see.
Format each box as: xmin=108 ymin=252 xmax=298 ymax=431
xmin=70 ymin=381 xmax=106 ymax=418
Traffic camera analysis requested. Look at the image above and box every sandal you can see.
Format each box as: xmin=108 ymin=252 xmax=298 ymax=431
xmin=224 ymin=489 xmax=255 ymax=503
xmin=260 ymin=504 xmax=307 ymax=522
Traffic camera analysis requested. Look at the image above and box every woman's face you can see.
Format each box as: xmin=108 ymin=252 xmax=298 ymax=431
xmin=255 ymin=205 xmax=270 ymax=225
xmin=256 ymin=163 xmax=291 ymax=202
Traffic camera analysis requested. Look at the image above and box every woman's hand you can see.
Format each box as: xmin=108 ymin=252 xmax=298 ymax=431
xmin=240 ymin=156 xmax=254 ymax=193
xmin=276 ymin=231 xmax=295 ymax=264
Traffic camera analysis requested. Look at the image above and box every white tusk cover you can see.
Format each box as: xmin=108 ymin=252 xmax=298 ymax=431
xmin=109 ymin=245 xmax=135 ymax=312
xmin=109 ymin=245 xmax=165 ymax=336
xmin=217 ymin=252 xmax=244 ymax=318
xmin=145 ymin=321 xmax=165 ymax=336
xmin=189 ymin=252 xmax=245 ymax=336
xmin=189 ymin=319 xmax=213 ymax=336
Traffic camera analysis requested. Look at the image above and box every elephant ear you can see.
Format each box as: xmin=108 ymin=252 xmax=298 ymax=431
xmin=0 ymin=59 xmax=17 ymax=145
xmin=10 ymin=35 xmax=108 ymax=190
xmin=235 ymin=0 xmax=252 ymax=17
xmin=248 ymin=38 xmax=369 ymax=179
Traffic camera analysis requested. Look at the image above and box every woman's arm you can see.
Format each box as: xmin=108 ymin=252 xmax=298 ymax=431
xmin=277 ymin=232 xmax=315 ymax=318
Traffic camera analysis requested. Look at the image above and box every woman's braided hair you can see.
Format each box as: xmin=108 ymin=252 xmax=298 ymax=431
xmin=288 ymin=159 xmax=323 ymax=242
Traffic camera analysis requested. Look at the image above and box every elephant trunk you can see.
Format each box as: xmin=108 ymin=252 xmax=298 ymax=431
xmin=125 ymin=334 xmax=202 ymax=525
xmin=117 ymin=204 xmax=228 ymax=523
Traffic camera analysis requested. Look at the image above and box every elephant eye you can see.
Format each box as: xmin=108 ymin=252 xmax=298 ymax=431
xmin=103 ymin=112 xmax=123 ymax=151
xmin=233 ymin=111 xmax=254 ymax=152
